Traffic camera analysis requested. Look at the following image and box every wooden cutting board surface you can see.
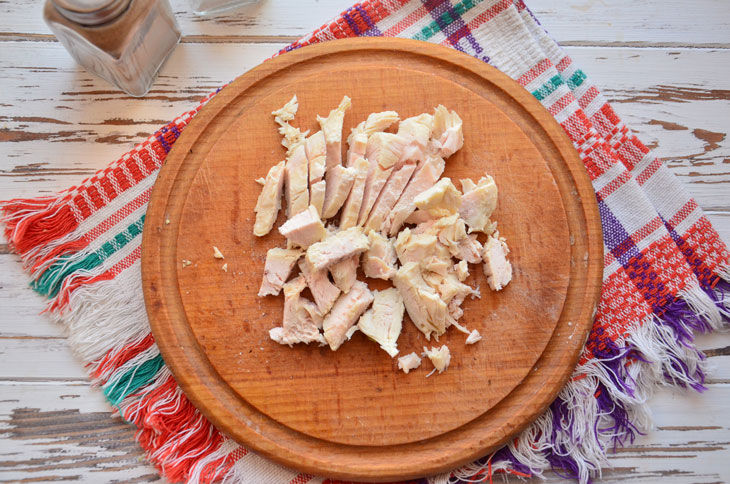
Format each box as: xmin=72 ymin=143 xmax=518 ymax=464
xmin=142 ymin=38 xmax=602 ymax=481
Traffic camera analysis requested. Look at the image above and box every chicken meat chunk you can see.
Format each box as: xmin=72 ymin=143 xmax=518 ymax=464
xmin=358 ymin=133 xmax=407 ymax=225
xmin=397 ymin=352 xmax=422 ymax=374
xmin=423 ymin=345 xmax=451 ymax=376
xmin=363 ymin=162 xmax=417 ymax=234
xmin=482 ymin=233 xmax=512 ymax=291
xmin=306 ymin=226 xmax=370 ymax=271
xmin=414 ymin=177 xmax=462 ymax=218
xmin=253 ymin=160 xmax=285 ymax=236
xmin=284 ymin=143 xmax=310 ymax=218
xmin=269 ymin=275 xmax=325 ymax=346
xmin=339 ymin=156 xmax=370 ymax=229
xmin=431 ymin=105 xmax=463 ymax=158
xmin=460 ymin=175 xmax=498 ymax=234
xmin=329 ymin=254 xmax=358 ymax=293
xmin=258 ymin=248 xmax=303 ymax=297
xmin=305 ymin=131 xmax=327 ymax=215
xmin=386 ymin=155 xmax=445 ymax=235
xmin=346 ymin=110 xmax=399 ymax=166
xmin=357 ymin=288 xmax=404 ymax=357
xmin=323 ymin=281 xmax=374 ymax=351
xmin=362 ymin=231 xmax=397 ymax=280
xmin=278 ymin=205 xmax=327 ymax=248
xmin=393 ymin=262 xmax=448 ymax=340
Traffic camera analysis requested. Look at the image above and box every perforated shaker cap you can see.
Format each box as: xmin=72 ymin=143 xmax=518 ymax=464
xmin=51 ymin=0 xmax=132 ymax=26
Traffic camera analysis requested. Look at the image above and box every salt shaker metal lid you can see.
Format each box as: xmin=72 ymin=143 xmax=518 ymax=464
xmin=51 ymin=0 xmax=132 ymax=26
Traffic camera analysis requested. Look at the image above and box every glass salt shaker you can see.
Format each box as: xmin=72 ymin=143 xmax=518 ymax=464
xmin=193 ymin=0 xmax=261 ymax=16
xmin=43 ymin=0 xmax=181 ymax=97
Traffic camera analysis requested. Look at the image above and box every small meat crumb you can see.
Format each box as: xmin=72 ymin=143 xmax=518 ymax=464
xmin=465 ymin=329 xmax=481 ymax=345
xmin=398 ymin=352 xmax=422 ymax=374
xmin=423 ymin=345 xmax=451 ymax=377
xmin=222 ymin=263 xmax=228 ymax=272
xmin=255 ymin=177 xmax=266 ymax=186
xmin=213 ymin=246 xmax=225 ymax=259
xmin=181 ymin=259 xmax=192 ymax=268
xmin=165 ymin=218 xmax=170 ymax=225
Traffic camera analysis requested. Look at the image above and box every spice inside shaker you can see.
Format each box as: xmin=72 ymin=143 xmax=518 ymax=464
xmin=44 ymin=0 xmax=181 ymax=97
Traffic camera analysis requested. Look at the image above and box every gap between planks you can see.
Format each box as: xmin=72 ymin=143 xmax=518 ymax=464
xmin=0 ymin=32 xmax=728 ymax=49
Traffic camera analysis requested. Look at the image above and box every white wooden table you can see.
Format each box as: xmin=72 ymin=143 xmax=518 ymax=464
xmin=1 ymin=1 xmax=729 ymax=482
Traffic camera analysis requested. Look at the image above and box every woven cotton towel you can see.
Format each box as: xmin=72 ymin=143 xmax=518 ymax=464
xmin=2 ymin=1 xmax=729 ymax=483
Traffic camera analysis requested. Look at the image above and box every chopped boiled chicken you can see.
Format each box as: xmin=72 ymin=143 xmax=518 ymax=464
xmin=278 ymin=206 xmax=326 ymax=248
xmin=284 ymin=143 xmax=310 ymax=217
xmin=258 ymin=248 xmax=303 ymax=297
xmin=330 ymin=254 xmax=358 ymax=293
xmin=357 ymin=288 xmax=404 ymax=357
xmin=273 ymin=95 xmax=308 ymax=153
xmin=394 ymin=229 xmax=450 ymax=267
xmin=319 ymin=97 xmax=353 ymax=217
xmin=269 ymin=275 xmax=326 ymax=346
xmin=346 ymin=110 xmax=399 ymax=166
xmin=386 ymin=156 xmax=445 ymax=235
xmin=306 ymin=226 xmax=370 ymax=271
xmin=318 ymin=96 xmax=351 ymax=172
xmin=358 ymin=133 xmax=407 ymax=225
xmin=253 ymin=160 xmax=286 ymax=236
xmin=272 ymin=95 xmax=298 ymax=124
xmin=305 ymin=131 xmax=327 ymax=215
xmin=393 ymin=262 xmax=448 ymax=340
xmin=213 ymin=246 xmax=224 ymax=259
xmin=362 ymin=231 xmax=397 ymax=280
xmin=465 ymin=329 xmax=482 ymax=345
xmin=298 ymin=258 xmax=340 ymax=315
xmin=415 ymin=215 xmax=482 ymax=264
xmin=363 ymin=162 xmax=417 ymax=234
xmin=396 ymin=113 xmax=433 ymax=163
xmin=423 ymin=345 xmax=451 ymax=376
xmin=321 ymin=165 xmax=356 ymax=219
xmin=482 ymin=233 xmax=512 ymax=291
xmin=460 ymin=175 xmax=498 ymax=234
xmin=455 ymin=260 xmax=469 ymax=281
xmin=323 ymin=281 xmax=373 ymax=351
xmin=398 ymin=352 xmax=422 ymax=374
xmin=339 ymin=156 xmax=370 ymax=229
xmin=431 ymin=105 xmax=463 ymax=158
xmin=414 ymin=177 xmax=462 ymax=218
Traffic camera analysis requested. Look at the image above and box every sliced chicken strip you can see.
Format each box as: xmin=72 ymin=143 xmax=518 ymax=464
xmin=393 ymin=262 xmax=447 ymax=340
xmin=358 ymin=132 xmax=407 ymax=225
xmin=253 ymin=160 xmax=285 ymax=236
xmin=321 ymin=165 xmax=356 ymax=219
xmin=339 ymin=156 xmax=370 ymax=229
xmin=258 ymin=247 xmax=303 ymax=297
xmin=363 ymin=162 xmax=417 ymax=234
xmin=298 ymin=258 xmax=340 ymax=315
xmin=358 ymin=288 xmax=404 ymax=357
xmin=318 ymin=97 xmax=352 ymax=217
xmin=386 ymin=155 xmax=445 ymax=236
xmin=460 ymin=174 xmax=498 ymax=234
xmin=329 ymin=254 xmax=358 ymax=293
xmin=318 ymin=96 xmax=351 ymax=171
xmin=306 ymin=226 xmax=370 ymax=271
xmin=362 ymin=231 xmax=397 ymax=280
xmin=323 ymin=281 xmax=373 ymax=351
xmin=269 ymin=275 xmax=325 ymax=346
xmin=278 ymin=206 xmax=326 ymax=249
xmin=284 ymin=142 xmax=309 ymax=218
xmin=431 ymin=105 xmax=463 ymax=158
xmin=305 ymin=131 xmax=327 ymax=215
xmin=482 ymin=233 xmax=512 ymax=291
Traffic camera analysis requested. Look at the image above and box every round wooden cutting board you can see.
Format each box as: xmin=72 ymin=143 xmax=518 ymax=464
xmin=142 ymin=38 xmax=602 ymax=481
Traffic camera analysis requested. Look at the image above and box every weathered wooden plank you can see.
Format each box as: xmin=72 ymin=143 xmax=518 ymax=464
xmin=0 ymin=381 xmax=728 ymax=483
xmin=1 ymin=43 xmax=729 ymax=208
xmin=2 ymin=0 xmax=729 ymax=47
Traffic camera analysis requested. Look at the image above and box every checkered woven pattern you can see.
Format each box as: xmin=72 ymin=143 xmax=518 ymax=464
xmin=2 ymin=1 xmax=728 ymax=483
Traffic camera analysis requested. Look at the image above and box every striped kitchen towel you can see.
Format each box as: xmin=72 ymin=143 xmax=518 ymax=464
xmin=2 ymin=0 xmax=729 ymax=483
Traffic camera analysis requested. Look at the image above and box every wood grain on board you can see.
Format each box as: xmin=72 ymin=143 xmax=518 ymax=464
xmin=1 ymin=1 xmax=729 ymax=482
xmin=142 ymin=38 xmax=602 ymax=480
